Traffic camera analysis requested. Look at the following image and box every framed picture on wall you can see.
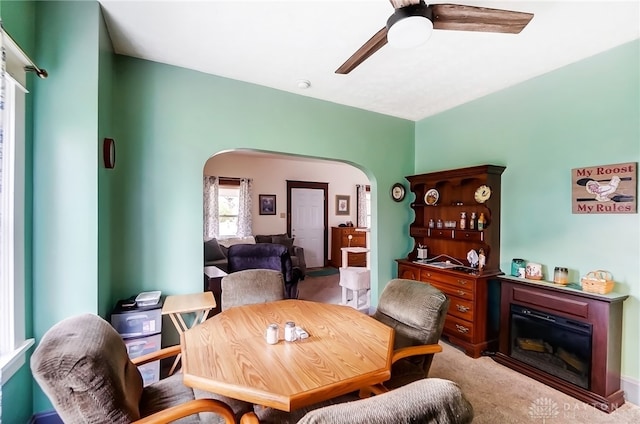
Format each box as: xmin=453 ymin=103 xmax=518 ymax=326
xmin=336 ymin=195 xmax=350 ymax=215
xmin=259 ymin=194 xmax=276 ymax=215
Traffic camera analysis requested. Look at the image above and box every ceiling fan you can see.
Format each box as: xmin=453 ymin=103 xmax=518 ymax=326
xmin=336 ymin=0 xmax=534 ymax=74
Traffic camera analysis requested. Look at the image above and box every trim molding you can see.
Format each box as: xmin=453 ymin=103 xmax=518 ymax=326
xmin=622 ymin=375 xmax=639 ymax=406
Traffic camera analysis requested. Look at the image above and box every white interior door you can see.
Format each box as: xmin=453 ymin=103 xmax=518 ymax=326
xmin=291 ymin=188 xmax=325 ymax=268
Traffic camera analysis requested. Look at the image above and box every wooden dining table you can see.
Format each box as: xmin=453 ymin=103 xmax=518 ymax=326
xmin=180 ymin=299 xmax=394 ymax=414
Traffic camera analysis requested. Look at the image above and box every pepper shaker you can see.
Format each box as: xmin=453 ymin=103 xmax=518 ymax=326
xmin=284 ymin=321 xmax=297 ymax=342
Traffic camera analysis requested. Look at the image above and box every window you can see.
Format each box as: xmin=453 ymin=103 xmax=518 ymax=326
xmin=0 ymin=35 xmax=33 ymax=385
xmin=218 ymin=183 xmax=240 ymax=237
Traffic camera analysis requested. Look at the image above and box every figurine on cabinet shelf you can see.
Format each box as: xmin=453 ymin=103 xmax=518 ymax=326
xmin=478 ymin=248 xmax=486 ymax=271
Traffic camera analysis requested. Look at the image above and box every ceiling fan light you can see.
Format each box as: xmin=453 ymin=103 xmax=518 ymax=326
xmin=387 ymin=16 xmax=433 ymax=49
xmin=386 ymin=2 xmax=434 ymax=49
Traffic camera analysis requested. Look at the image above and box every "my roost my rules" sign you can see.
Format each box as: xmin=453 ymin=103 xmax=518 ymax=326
xmin=572 ymin=162 xmax=637 ymax=214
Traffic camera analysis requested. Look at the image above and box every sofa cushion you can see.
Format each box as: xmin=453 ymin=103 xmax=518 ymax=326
xmin=271 ymin=235 xmax=294 ymax=251
xmin=254 ymin=234 xmax=273 ymax=243
xmin=204 ymin=238 xmax=227 ymax=262
xmin=256 ymin=234 xmax=295 ymax=255
xmin=218 ymin=236 xmax=256 ymax=248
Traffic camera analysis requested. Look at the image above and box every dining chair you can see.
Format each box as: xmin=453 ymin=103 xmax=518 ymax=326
xmin=31 ymin=313 xmax=253 ymax=424
xmin=240 ymin=378 xmax=473 ymax=424
xmin=221 ymin=269 xmax=286 ymax=311
xmin=365 ymin=278 xmax=450 ymax=394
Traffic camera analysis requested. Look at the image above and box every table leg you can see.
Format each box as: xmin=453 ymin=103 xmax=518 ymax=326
xmin=167 ymin=308 xmax=213 ymax=375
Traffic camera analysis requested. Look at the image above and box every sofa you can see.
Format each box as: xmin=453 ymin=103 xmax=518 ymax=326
xmin=204 ymin=234 xmax=306 ymax=278
xmin=227 ymin=243 xmax=301 ymax=299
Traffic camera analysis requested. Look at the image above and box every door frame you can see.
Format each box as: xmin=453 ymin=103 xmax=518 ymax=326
xmin=286 ymin=181 xmax=329 ymax=266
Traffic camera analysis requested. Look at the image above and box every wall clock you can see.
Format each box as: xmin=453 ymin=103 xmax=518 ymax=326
xmin=391 ymin=183 xmax=405 ymax=202
xmin=474 ymin=185 xmax=492 ymax=203
xmin=103 ymin=138 xmax=116 ymax=169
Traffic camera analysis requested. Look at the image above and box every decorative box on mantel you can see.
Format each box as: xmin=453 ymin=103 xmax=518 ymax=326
xmin=494 ymin=275 xmax=628 ymax=413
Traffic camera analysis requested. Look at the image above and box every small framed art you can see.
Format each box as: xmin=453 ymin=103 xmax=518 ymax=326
xmin=259 ymin=194 xmax=276 ymax=215
xmin=336 ymin=195 xmax=350 ymax=215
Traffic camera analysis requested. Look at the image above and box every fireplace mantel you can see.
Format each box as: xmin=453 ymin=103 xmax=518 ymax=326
xmin=494 ymin=275 xmax=628 ymax=413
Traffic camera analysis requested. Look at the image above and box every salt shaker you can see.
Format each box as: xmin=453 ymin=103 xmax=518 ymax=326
xmin=284 ymin=321 xmax=297 ymax=342
xmin=266 ymin=324 xmax=279 ymax=345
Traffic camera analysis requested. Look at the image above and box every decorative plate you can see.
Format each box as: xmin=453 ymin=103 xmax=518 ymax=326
xmin=424 ymin=188 xmax=439 ymax=206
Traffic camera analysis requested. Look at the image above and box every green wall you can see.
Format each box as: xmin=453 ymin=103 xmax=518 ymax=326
xmin=415 ymin=40 xmax=640 ymax=380
xmin=109 ymin=55 xmax=415 ymax=304
xmin=97 ymin=1 xmax=115 ymax=318
xmin=31 ymin=0 xmax=103 ymax=412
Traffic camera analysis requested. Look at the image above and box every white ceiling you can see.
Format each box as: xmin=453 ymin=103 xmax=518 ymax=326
xmin=98 ymin=1 xmax=639 ymax=121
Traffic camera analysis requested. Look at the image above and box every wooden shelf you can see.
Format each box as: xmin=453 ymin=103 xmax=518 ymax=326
xmin=398 ymin=165 xmax=505 ymax=358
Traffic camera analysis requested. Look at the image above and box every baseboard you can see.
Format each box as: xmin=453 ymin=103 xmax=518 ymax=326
xmin=29 ymin=410 xmax=62 ymax=424
xmin=622 ymin=375 xmax=640 ymax=405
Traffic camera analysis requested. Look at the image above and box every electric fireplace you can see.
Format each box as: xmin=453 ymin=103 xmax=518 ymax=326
xmin=510 ymin=304 xmax=592 ymax=390
xmin=494 ymin=276 xmax=628 ymax=413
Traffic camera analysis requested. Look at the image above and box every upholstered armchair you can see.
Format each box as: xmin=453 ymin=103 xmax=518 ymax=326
xmin=31 ymin=313 xmax=253 ymax=423
xmin=364 ymin=278 xmax=450 ymax=394
xmin=221 ymin=269 xmax=285 ymax=311
xmin=227 ymin=243 xmax=302 ymax=298
xmin=240 ymin=378 xmax=473 ymax=424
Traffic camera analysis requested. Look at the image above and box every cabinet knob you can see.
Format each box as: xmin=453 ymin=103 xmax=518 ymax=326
xmin=457 ymin=280 xmax=467 ymax=285
xmin=455 ymin=324 xmax=470 ymax=334
xmin=457 ymin=290 xmax=466 ymax=296
xmin=456 ymin=304 xmax=470 ymax=313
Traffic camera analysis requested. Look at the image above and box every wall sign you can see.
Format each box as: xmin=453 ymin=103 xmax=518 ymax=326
xmin=572 ymin=162 xmax=637 ymax=214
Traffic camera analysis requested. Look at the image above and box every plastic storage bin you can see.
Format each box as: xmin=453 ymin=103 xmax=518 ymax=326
xmin=125 ymin=333 xmax=161 ymax=359
xmin=111 ymin=298 xmax=163 ymax=338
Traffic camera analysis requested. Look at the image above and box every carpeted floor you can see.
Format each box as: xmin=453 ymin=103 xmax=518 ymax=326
xmin=431 ymin=342 xmax=640 ymax=423
xmin=306 ymin=267 xmax=340 ymax=278
xmin=298 ymin=273 xmax=640 ymax=423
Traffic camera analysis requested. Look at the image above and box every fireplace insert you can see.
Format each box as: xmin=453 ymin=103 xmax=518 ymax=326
xmin=509 ymin=304 xmax=592 ymax=390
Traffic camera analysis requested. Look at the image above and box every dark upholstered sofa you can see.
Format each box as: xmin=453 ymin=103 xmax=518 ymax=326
xmin=204 ymin=234 xmax=306 ymax=278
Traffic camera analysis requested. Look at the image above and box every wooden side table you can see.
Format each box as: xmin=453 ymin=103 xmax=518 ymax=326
xmin=162 ymin=291 xmax=216 ymax=375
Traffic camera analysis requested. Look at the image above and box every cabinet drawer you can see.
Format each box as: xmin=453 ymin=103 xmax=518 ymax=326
xmin=426 ymin=280 xmax=474 ymax=302
xmin=341 ymin=234 xmax=365 ymax=245
xmin=410 ymin=227 xmax=428 ymax=237
xmin=453 ymin=230 xmax=483 ymax=242
xmin=428 ymin=229 xmax=454 ymax=239
xmin=420 ymin=270 xmax=475 ymax=291
xmin=398 ymin=264 xmax=420 ymax=280
xmin=447 ymin=298 xmax=475 ymax=321
xmin=444 ymin=315 xmax=474 ymax=342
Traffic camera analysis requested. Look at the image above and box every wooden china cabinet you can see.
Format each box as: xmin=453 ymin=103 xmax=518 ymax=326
xmin=396 ymin=164 xmax=505 ymax=358
xmin=330 ymin=226 xmax=367 ymax=268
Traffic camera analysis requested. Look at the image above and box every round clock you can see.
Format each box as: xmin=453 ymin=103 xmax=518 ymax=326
xmin=391 ymin=183 xmax=406 ymax=202
xmin=474 ymin=185 xmax=492 ymax=203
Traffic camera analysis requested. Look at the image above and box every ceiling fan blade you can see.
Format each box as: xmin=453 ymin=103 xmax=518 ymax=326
xmin=335 ymin=27 xmax=388 ymax=74
xmin=389 ymin=0 xmax=421 ymax=8
xmin=431 ymin=4 xmax=533 ymax=34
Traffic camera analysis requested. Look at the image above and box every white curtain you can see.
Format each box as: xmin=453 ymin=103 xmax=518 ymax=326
xmin=203 ymin=176 xmax=219 ymax=239
xmin=237 ymin=178 xmax=253 ymax=236
xmin=357 ymin=184 xmax=367 ymax=227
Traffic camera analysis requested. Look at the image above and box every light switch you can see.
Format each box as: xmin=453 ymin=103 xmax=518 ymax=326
xmin=280 ymin=213 xmax=286 ymax=218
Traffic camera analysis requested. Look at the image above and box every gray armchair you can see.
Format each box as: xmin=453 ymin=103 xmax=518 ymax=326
xmin=221 ymin=269 xmax=285 ymax=311
xmin=240 ymin=378 xmax=473 ymax=424
xmin=367 ymin=278 xmax=450 ymax=393
xmin=31 ymin=313 xmax=252 ymax=423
